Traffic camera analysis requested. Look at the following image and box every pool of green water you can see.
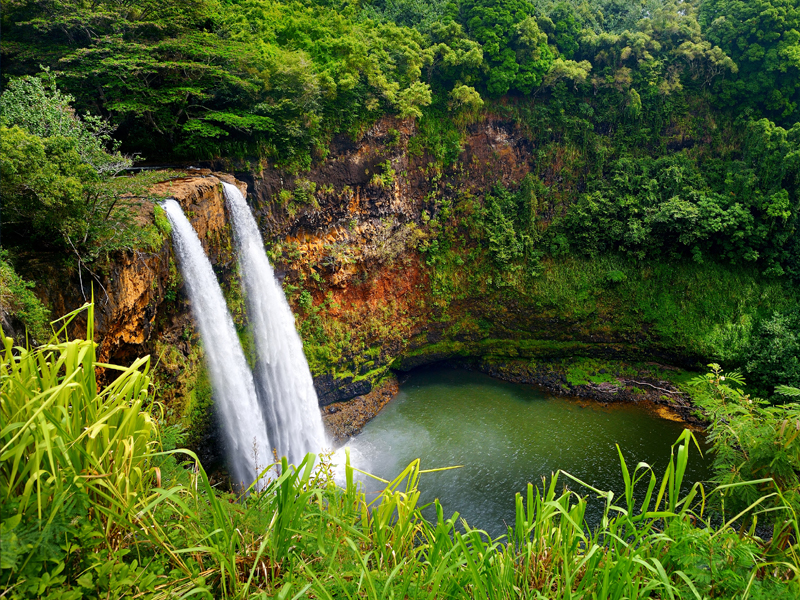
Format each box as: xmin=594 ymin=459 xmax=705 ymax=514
xmin=345 ymin=366 xmax=712 ymax=537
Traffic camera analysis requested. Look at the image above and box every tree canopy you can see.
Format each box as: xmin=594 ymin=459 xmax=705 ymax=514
xmin=1 ymin=0 xmax=798 ymax=278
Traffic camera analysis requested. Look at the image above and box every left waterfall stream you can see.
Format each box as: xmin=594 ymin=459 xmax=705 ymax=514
xmin=163 ymin=199 xmax=273 ymax=491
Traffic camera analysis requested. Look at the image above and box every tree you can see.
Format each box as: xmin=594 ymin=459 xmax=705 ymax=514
xmin=543 ymin=57 xmax=592 ymax=88
xmin=745 ymin=311 xmax=800 ymax=391
xmin=0 ymin=76 xmax=158 ymax=262
xmin=3 ymin=0 xmax=211 ymax=45
xmin=0 ymin=70 xmax=131 ymax=175
xmin=549 ymin=2 xmax=582 ymax=59
xmin=361 ymin=0 xmax=452 ymax=32
xmin=1 ymin=124 xmax=98 ymax=245
xmin=461 ymin=0 xmax=554 ymax=96
xmin=691 ymin=365 xmax=800 ymax=532
xmin=427 ymin=20 xmax=485 ymax=88
xmin=2 ymin=0 xmax=446 ymax=165
xmin=0 ymin=125 xmax=146 ymax=260
xmin=699 ymin=0 xmax=800 ymax=124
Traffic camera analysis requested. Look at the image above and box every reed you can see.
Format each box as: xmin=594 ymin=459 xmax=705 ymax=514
xmin=1 ymin=303 xmax=156 ymax=545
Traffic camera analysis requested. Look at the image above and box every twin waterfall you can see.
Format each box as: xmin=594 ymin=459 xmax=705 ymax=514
xmin=163 ymin=185 xmax=326 ymax=488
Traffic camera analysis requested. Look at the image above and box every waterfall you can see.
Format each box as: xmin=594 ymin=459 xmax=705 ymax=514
xmin=162 ymin=199 xmax=272 ymax=489
xmin=222 ymin=182 xmax=327 ymax=465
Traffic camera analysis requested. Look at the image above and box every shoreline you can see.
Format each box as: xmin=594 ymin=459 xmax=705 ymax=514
xmin=320 ymin=358 xmax=708 ymax=445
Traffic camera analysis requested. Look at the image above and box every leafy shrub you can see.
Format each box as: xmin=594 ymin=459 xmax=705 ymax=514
xmin=0 ymin=70 xmax=131 ymax=175
xmin=475 ymin=179 xmax=545 ymax=279
xmin=153 ymin=204 xmax=172 ymax=237
xmin=700 ymin=0 xmax=800 ymax=125
xmin=298 ymin=289 xmax=314 ymax=310
xmin=461 ymin=0 xmax=554 ymax=96
xmin=745 ymin=311 xmax=800 ymax=391
xmin=691 ymin=365 xmax=800 ymax=525
xmin=554 ymin=133 xmax=800 ymax=277
xmin=362 ymin=0 xmax=453 ymax=31
xmin=0 ymin=79 xmax=174 ymax=261
xmin=0 ymin=254 xmax=50 ymax=342
xmin=663 ymin=518 xmax=798 ymax=600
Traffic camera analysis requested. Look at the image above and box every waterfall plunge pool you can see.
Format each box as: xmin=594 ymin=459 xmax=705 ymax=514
xmin=341 ymin=366 xmax=712 ymax=537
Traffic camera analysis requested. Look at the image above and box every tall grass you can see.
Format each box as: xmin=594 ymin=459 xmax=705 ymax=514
xmin=1 ymin=303 xmax=156 ymax=549
xmin=123 ymin=434 xmax=798 ymax=599
xmin=2 ymin=306 xmax=799 ymax=598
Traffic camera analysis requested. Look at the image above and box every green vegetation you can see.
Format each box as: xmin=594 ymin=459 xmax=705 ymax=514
xmin=3 ymin=0 xmax=797 ymax=154
xmin=699 ymin=0 xmax=800 ymax=122
xmin=420 ymin=192 xmax=799 ymax=360
xmin=1 ymin=304 xmax=161 ymax=597
xmin=1 ymin=0 xmax=450 ymax=167
xmin=2 ymin=2 xmax=798 ymax=360
xmin=0 ymin=72 xmax=185 ymax=269
xmin=692 ymin=365 xmax=800 ymax=524
xmin=552 ymin=121 xmax=800 ymax=278
xmin=1 ymin=72 xmax=132 ymax=255
xmin=0 ymin=253 xmax=50 ymax=342
xmin=2 ymin=309 xmax=799 ymax=598
xmin=462 ymin=0 xmax=554 ymax=96
xmin=744 ymin=310 xmax=800 ymax=392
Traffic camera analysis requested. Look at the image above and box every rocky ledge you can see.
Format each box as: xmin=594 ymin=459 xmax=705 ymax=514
xmin=321 ymin=376 xmax=399 ymax=445
xmin=465 ymin=358 xmax=708 ymax=428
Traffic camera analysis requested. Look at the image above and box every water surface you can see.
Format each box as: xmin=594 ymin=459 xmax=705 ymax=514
xmin=345 ymin=367 xmax=711 ymax=537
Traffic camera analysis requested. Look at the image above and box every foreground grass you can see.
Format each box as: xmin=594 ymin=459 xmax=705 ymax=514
xmin=1 ymin=305 xmax=799 ymax=599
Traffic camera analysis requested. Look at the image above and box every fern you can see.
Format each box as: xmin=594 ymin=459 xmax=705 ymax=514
xmin=776 ymin=385 xmax=800 ymax=397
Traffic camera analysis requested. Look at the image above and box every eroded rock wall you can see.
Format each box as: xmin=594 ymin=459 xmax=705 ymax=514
xmin=22 ymin=172 xmax=241 ymax=384
xmin=223 ymin=117 xmax=548 ymax=396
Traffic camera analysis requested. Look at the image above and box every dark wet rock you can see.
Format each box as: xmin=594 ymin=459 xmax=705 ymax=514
xmin=321 ymin=377 xmax=399 ymax=444
xmin=447 ymin=358 xmax=708 ymax=428
xmin=314 ymin=374 xmax=373 ymax=406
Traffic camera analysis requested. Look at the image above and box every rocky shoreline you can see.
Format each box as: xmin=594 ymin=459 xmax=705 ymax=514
xmin=321 ymin=376 xmax=399 ymax=445
xmin=319 ymin=358 xmax=708 ymax=446
xmin=467 ymin=359 xmax=708 ymax=428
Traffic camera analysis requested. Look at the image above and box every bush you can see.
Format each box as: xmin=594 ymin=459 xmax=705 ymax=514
xmin=0 ymin=70 xmax=131 ymax=175
xmin=554 ymin=138 xmax=800 ymax=278
xmin=691 ymin=365 xmax=800 ymax=524
xmin=0 ymin=77 xmax=170 ymax=261
xmin=0 ymin=253 xmax=50 ymax=342
xmin=745 ymin=311 xmax=800 ymax=392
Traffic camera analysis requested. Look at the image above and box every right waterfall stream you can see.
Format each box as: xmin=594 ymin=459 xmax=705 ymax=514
xmin=222 ymin=182 xmax=328 ymax=466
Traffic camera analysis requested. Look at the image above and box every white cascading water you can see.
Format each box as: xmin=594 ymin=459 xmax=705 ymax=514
xmin=222 ymin=182 xmax=327 ymax=465
xmin=163 ymin=199 xmax=273 ymax=489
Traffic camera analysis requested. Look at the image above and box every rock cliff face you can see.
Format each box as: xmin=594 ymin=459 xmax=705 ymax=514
xmin=22 ymin=115 xmax=708 ymax=448
xmin=219 ymin=116 xmax=699 ymax=396
xmin=225 ymin=116 xmax=553 ymax=396
xmin=27 ymin=172 xmax=244 ymax=365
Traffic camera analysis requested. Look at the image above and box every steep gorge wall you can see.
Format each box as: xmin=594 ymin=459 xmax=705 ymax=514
xmin=29 ymin=174 xmax=241 ymax=357
xmin=233 ymin=116 xmax=541 ymax=401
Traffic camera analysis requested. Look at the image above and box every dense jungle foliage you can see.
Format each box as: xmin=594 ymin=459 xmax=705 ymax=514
xmin=3 ymin=0 xmax=799 ymax=160
xmin=1 ymin=305 xmax=799 ymax=598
